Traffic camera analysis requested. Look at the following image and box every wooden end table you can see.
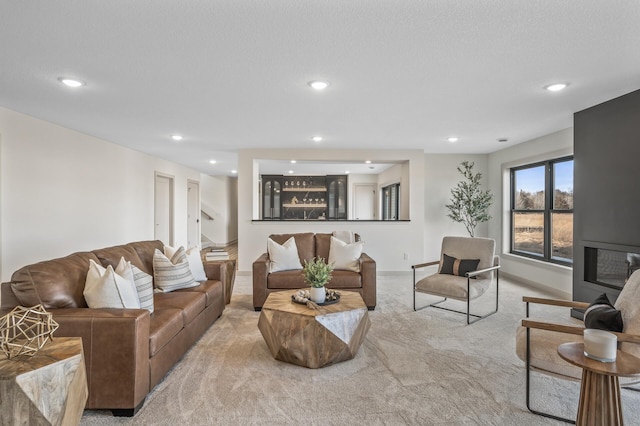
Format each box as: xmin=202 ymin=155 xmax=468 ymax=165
xmin=0 ymin=337 xmax=88 ymax=426
xmin=558 ymin=342 xmax=640 ymax=426
xmin=258 ymin=290 xmax=371 ymax=368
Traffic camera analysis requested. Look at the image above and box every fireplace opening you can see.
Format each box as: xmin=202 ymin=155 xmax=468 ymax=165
xmin=584 ymin=247 xmax=640 ymax=290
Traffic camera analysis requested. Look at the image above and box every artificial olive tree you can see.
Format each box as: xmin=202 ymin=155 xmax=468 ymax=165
xmin=445 ymin=161 xmax=494 ymax=237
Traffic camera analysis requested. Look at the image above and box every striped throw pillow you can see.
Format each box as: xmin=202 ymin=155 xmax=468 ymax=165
xmin=153 ymin=247 xmax=199 ymax=293
xmin=132 ymin=265 xmax=154 ymax=313
xmin=115 ymin=257 xmax=155 ymax=313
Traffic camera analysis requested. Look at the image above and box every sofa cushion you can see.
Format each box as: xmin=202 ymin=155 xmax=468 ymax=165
xmin=175 ymin=280 xmax=222 ymax=307
xmin=439 ymin=253 xmax=480 ymax=277
xmin=267 ymin=270 xmax=306 ymax=289
xmin=584 ymin=293 xmax=623 ymax=332
xmin=329 ymin=236 xmax=363 ymax=272
xmin=328 ymin=270 xmax=362 ymax=289
xmin=269 ymin=233 xmax=315 ymax=264
xmin=128 ymin=240 xmax=164 ymax=276
xmin=268 ymin=237 xmax=303 ymax=272
xmin=164 ymin=245 xmax=207 ymax=282
xmin=83 ymin=260 xmax=140 ymax=309
xmin=93 ymin=244 xmax=146 ymax=274
xmin=315 ymin=233 xmax=333 ymax=261
xmin=317 ymin=233 xmax=361 ymax=261
xmin=132 ymin=265 xmax=154 ymax=313
xmin=149 ymin=308 xmax=184 ymax=356
xmin=116 ymin=258 xmax=154 ymax=313
xmin=11 ymin=251 xmax=100 ymax=309
xmin=153 ymin=248 xmax=199 ymax=293
xmin=154 ymin=291 xmax=206 ymax=325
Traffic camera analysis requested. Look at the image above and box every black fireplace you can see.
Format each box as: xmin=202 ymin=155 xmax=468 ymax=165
xmin=573 ymin=88 xmax=640 ymax=319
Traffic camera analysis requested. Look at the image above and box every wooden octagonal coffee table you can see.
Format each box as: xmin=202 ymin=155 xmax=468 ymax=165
xmin=258 ymin=290 xmax=371 ymax=368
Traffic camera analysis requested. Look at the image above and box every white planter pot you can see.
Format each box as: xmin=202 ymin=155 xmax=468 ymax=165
xmin=309 ymin=287 xmax=326 ymax=303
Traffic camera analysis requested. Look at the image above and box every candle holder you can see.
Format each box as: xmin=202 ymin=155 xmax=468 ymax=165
xmin=583 ymin=329 xmax=617 ymax=362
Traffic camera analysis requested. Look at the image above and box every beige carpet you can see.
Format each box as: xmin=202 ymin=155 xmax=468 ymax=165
xmin=80 ymin=273 xmax=640 ymax=425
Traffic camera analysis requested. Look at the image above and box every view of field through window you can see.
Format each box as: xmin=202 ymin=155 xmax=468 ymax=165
xmin=512 ymin=159 xmax=573 ymax=262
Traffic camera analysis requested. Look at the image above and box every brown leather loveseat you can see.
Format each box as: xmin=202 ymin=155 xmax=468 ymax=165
xmin=252 ymin=232 xmax=376 ymax=311
xmin=0 ymin=240 xmax=234 ymax=416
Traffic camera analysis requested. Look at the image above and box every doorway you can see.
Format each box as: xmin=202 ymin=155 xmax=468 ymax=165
xmin=353 ymin=184 xmax=376 ymax=220
xmin=155 ymin=173 xmax=174 ymax=246
xmin=187 ymin=180 xmax=200 ymax=249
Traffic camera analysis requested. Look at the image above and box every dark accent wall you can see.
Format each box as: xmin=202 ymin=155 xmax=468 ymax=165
xmin=573 ymin=88 xmax=640 ymax=314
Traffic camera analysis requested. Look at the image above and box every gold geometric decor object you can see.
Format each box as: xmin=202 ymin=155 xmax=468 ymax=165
xmin=0 ymin=304 xmax=59 ymax=359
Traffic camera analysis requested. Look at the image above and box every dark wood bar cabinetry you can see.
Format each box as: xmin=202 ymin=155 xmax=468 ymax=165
xmin=261 ymin=175 xmax=348 ymax=220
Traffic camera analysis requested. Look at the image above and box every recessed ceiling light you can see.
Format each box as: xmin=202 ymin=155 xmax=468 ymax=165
xmin=312 ymin=136 xmax=323 ymax=142
xmin=290 ymin=160 xmax=296 ymax=164
xmin=231 ymin=170 xmax=237 ymax=174
xmin=288 ymin=170 xmax=294 ymax=174
xmin=365 ymin=160 xmax=372 ymax=164
xmin=58 ymin=77 xmax=85 ymax=88
xmin=447 ymin=137 xmax=459 ymax=143
xmin=171 ymin=134 xmax=183 ymax=141
xmin=209 ymin=160 xmax=217 ymax=164
xmin=345 ymin=171 xmax=350 ymax=174
xmin=545 ymin=83 xmax=568 ymax=92
xmin=308 ymin=81 xmax=329 ymax=91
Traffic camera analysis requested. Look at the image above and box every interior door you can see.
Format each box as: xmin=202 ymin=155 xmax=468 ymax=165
xmin=187 ymin=180 xmax=200 ymax=249
xmin=354 ymin=184 xmax=376 ymax=220
xmin=155 ymin=173 xmax=174 ymax=245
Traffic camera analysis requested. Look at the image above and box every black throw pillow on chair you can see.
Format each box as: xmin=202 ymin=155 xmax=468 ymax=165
xmin=584 ymin=293 xmax=623 ymax=332
xmin=439 ymin=253 xmax=480 ymax=278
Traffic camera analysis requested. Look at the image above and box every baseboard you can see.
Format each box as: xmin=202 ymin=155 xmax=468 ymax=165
xmin=377 ymin=271 xmax=412 ymax=276
xmin=501 ymin=271 xmax=571 ymax=300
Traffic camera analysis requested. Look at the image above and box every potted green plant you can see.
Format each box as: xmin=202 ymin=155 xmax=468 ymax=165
xmin=445 ymin=161 xmax=494 ymax=237
xmin=302 ymin=257 xmax=334 ymax=303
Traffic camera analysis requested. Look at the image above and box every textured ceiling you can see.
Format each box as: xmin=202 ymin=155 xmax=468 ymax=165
xmin=1 ymin=1 xmax=639 ymax=175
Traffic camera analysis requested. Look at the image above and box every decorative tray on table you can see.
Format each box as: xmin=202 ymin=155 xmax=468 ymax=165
xmin=291 ymin=289 xmax=341 ymax=306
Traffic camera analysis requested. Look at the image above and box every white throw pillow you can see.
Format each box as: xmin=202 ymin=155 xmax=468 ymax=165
xmin=163 ymin=245 xmax=179 ymax=258
xmin=116 ymin=257 xmax=154 ymax=313
xmin=328 ymin=236 xmax=363 ymax=272
xmin=164 ymin=245 xmax=207 ymax=282
xmin=153 ymin=247 xmax=199 ymax=293
xmin=267 ymin=237 xmax=302 ymax=273
xmin=332 ymin=230 xmax=355 ymax=244
xmin=84 ymin=259 xmax=141 ymax=309
xmin=186 ymin=247 xmax=207 ymax=281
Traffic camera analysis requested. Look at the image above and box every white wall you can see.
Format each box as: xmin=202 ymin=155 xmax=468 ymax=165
xmin=0 ymin=107 xmax=201 ymax=281
xmin=486 ymin=128 xmax=574 ymax=296
xmin=238 ymin=149 xmax=425 ymax=273
xmin=423 ymin=154 xmax=490 ymax=262
xmin=200 ymin=174 xmax=238 ymax=246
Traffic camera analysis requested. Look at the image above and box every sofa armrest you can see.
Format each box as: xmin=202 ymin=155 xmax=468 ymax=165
xmin=203 ymin=259 xmax=236 ymax=304
xmin=253 ymin=253 xmax=270 ymax=310
xmin=359 ymin=253 xmax=376 ymax=309
xmin=49 ymin=308 xmax=151 ymax=410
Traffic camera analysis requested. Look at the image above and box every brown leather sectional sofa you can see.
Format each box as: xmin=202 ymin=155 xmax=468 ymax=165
xmin=252 ymin=232 xmax=376 ymax=311
xmin=0 ymin=240 xmax=233 ymax=416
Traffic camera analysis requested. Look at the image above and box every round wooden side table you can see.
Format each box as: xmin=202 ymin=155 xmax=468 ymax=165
xmin=558 ymin=342 xmax=640 ymax=426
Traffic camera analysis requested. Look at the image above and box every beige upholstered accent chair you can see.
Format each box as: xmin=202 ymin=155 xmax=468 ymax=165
xmin=516 ymin=270 xmax=640 ymax=422
xmin=412 ymin=236 xmax=500 ymax=324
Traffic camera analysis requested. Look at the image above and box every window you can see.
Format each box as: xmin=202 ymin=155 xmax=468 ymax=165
xmin=382 ymin=183 xmax=400 ymax=220
xmin=511 ymin=157 xmax=573 ymax=265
